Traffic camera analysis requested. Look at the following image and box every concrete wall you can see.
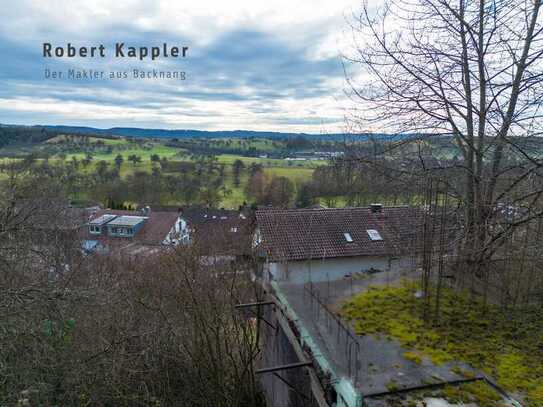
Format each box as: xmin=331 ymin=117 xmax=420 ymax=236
xmin=266 ymin=255 xmax=411 ymax=284
xmin=259 ymin=303 xmax=314 ymax=407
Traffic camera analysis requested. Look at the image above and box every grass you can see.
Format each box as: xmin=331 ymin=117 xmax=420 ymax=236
xmin=264 ymin=167 xmax=314 ymax=183
xmin=216 ymin=154 xmax=320 ymax=168
xmin=341 ymin=281 xmax=543 ymax=405
xmin=0 ymin=136 xmax=323 ymax=208
xmin=46 ymin=134 xmax=125 ymax=145
xmin=64 ymin=145 xmax=181 ymax=162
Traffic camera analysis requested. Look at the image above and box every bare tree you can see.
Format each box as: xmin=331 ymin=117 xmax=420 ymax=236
xmin=345 ymin=0 xmax=543 ymax=275
xmin=0 ymin=167 xmax=264 ymax=406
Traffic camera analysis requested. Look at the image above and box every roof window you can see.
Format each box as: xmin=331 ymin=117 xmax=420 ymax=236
xmin=366 ymin=229 xmax=383 ymax=241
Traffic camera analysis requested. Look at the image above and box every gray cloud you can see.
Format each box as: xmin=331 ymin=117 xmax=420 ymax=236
xmin=0 ymin=7 xmax=349 ymax=132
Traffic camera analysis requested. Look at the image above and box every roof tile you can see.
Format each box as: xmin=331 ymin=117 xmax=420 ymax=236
xmin=255 ymin=206 xmax=421 ymax=262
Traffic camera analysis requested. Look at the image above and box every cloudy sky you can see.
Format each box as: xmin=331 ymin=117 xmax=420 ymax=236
xmin=0 ymin=0 xmax=368 ymax=133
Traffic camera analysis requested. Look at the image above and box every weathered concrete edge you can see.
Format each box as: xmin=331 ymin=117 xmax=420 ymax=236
xmin=271 ymin=280 xmax=364 ymax=407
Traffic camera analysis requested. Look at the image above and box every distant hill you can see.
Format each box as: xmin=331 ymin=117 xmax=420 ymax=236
xmin=0 ymin=123 xmax=414 ymax=142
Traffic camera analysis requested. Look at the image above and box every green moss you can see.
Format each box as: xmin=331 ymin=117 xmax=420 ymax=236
xmin=496 ymin=353 xmax=529 ymax=389
xmin=529 ymin=384 xmax=543 ymax=404
xmin=386 ymin=380 xmax=399 ymax=392
xmin=451 ymin=366 xmax=476 ymax=379
xmin=341 ymin=280 xmax=543 ymax=405
xmin=425 ymin=347 xmax=455 ymax=366
xmin=442 ymin=385 xmax=463 ymax=403
xmin=462 ymin=382 xmax=503 ymax=406
xmin=403 ymin=351 xmax=423 ymax=365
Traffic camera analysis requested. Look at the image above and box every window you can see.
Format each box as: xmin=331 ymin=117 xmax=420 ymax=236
xmin=344 ymin=232 xmax=353 ymax=242
xmin=230 ymin=227 xmax=238 ymax=233
xmin=367 ymin=229 xmax=383 ymax=241
xmin=90 ymin=225 xmax=101 ymax=234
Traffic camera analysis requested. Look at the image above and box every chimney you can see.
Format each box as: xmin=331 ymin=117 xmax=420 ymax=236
xmin=370 ymin=203 xmax=383 ymax=213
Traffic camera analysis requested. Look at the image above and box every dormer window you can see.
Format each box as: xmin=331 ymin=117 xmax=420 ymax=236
xmin=89 ymin=214 xmax=117 ymax=235
xmin=106 ymin=215 xmax=146 ymax=237
xmin=344 ymin=232 xmax=353 ymax=242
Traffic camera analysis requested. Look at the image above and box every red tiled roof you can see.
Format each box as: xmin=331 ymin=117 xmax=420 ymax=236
xmin=255 ymin=206 xmax=421 ymax=262
xmin=191 ymin=217 xmax=252 ymax=255
xmin=85 ymin=209 xmax=179 ymax=246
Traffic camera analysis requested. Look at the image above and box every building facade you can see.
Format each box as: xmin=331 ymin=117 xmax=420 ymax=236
xmin=254 ymin=205 xmax=419 ymax=284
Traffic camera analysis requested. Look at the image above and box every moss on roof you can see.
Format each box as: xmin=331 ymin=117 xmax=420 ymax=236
xmin=341 ymin=280 xmax=543 ymax=405
xmin=369 ymin=381 xmax=506 ymax=407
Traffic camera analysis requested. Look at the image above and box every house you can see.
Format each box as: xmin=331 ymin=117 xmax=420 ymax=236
xmin=83 ymin=208 xmax=188 ymax=255
xmin=179 ymin=206 xmax=252 ymax=258
xmin=129 ymin=205 xmax=253 ymax=260
xmin=254 ymin=204 xmax=420 ymax=283
xmin=253 ymin=205 xmax=516 ymax=407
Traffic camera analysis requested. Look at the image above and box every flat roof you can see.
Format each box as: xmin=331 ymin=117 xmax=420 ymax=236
xmin=89 ymin=214 xmax=117 ymax=225
xmin=107 ymin=215 xmax=147 ymax=227
xmin=275 ymin=272 xmax=482 ymax=397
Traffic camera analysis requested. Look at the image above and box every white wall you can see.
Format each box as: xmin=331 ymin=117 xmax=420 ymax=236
xmin=162 ymin=217 xmax=190 ymax=245
xmin=265 ymin=256 xmax=406 ymax=284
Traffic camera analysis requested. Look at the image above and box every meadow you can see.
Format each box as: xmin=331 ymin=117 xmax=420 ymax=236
xmin=2 ymin=134 xmax=321 ymax=208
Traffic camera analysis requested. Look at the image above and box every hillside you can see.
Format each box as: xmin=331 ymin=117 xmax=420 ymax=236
xmin=0 ymin=123 xmax=411 ymax=142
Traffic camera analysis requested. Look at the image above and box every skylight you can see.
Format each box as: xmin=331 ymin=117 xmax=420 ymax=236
xmin=344 ymin=232 xmax=353 ymax=242
xmin=367 ymin=229 xmax=383 ymax=241
xmin=89 ymin=214 xmax=117 ymax=226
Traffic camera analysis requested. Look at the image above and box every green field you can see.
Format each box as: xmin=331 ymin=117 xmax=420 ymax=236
xmin=0 ymin=134 xmax=322 ymax=208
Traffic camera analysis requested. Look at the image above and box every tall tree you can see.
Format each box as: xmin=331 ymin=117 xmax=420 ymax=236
xmin=95 ymin=160 xmax=109 ymax=180
xmin=127 ymin=154 xmax=142 ymax=167
xmin=267 ymin=176 xmax=295 ymax=207
xmin=232 ymin=159 xmax=245 ymax=187
xmin=248 ymin=162 xmax=263 ymax=176
xmin=81 ymin=153 xmax=93 ymax=168
xmin=296 ymin=183 xmax=316 ymax=208
xmin=114 ymin=154 xmax=124 ymax=169
xmin=346 ymin=0 xmax=543 ymax=274
xmin=245 ymin=170 xmax=269 ymax=204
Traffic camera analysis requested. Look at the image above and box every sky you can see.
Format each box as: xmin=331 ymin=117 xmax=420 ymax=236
xmin=0 ymin=0 xmax=368 ymax=133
